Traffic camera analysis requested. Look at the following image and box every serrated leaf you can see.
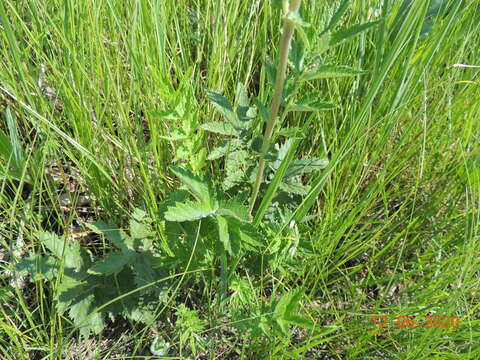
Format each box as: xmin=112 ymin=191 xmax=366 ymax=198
xmin=237 ymin=224 xmax=264 ymax=249
xmin=174 ymin=145 xmax=189 ymax=161
xmin=218 ymin=199 xmax=250 ymax=222
xmin=253 ymin=98 xmax=269 ymax=124
xmin=69 ymin=294 xmax=104 ymax=338
xmin=227 ymin=218 xmax=264 ymax=250
xmin=56 ymin=274 xmax=90 ymax=314
xmin=273 ymin=288 xmax=304 ymax=334
xmin=294 ymin=22 xmax=311 ymax=52
xmin=170 ymin=166 xmax=213 ymax=206
xmin=223 ymin=150 xmax=249 ymax=190
xmin=151 ymin=110 xmax=180 ymax=120
xmin=274 ymin=289 xmax=302 ymax=318
xmin=86 ymin=221 xmax=133 ymax=251
xmin=223 ymin=169 xmax=245 ymax=191
xmin=208 ymin=140 xmax=232 ymax=160
xmin=255 ymin=138 xmax=299 ymax=225
xmin=201 ymin=121 xmax=238 ymax=136
xmin=301 ymin=65 xmax=367 ymax=81
xmin=150 ymin=337 xmax=171 ymax=356
xmin=206 ymin=90 xmax=236 ymax=124
xmin=129 ymin=208 xmax=153 ymax=250
xmin=250 ymin=136 xmax=263 ymax=154
xmin=165 ymin=200 xmax=216 ymax=222
xmin=236 ymin=105 xmax=255 ymax=128
xmin=39 ymin=232 xmax=63 ymax=257
xmin=285 ymin=11 xmax=310 ymax=28
xmin=263 ymin=60 xmax=277 ymax=89
xmin=316 ymin=32 xmax=332 ymax=54
xmin=226 ymin=228 xmax=242 ymax=258
xmin=330 ymin=20 xmax=380 ymax=46
xmin=133 ymin=252 xmax=163 ymax=295
xmin=15 ymin=255 xmax=58 ymax=281
xmin=229 ymin=276 xmax=255 ymax=306
xmin=269 ymin=139 xmax=293 ymax=171
xmin=88 ymin=252 xmax=133 ymax=276
xmin=39 ymin=232 xmax=83 ymax=270
xmin=246 ymin=106 xmax=257 ymax=119
xmin=191 ymin=147 xmax=207 ymax=173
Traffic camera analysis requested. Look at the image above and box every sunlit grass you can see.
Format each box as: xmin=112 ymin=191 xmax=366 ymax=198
xmin=0 ymin=0 xmax=479 ymax=358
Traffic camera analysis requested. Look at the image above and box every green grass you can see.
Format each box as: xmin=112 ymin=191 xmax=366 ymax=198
xmin=0 ymin=0 xmax=479 ymax=358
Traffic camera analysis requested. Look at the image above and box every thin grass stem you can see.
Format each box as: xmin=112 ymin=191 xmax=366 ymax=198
xmin=249 ymin=0 xmax=302 ymax=215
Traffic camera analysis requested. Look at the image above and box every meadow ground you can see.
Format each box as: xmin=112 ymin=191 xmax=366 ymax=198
xmin=0 ymin=0 xmax=479 ymax=359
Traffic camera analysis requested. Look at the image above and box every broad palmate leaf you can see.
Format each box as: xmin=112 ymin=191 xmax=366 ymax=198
xmin=69 ymin=294 xmax=104 ymax=338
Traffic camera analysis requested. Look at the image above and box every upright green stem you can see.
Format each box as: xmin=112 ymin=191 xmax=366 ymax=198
xmin=249 ymin=0 xmax=302 ymax=214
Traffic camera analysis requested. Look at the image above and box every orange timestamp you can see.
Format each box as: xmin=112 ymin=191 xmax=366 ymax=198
xmin=372 ymin=315 xmax=460 ymax=329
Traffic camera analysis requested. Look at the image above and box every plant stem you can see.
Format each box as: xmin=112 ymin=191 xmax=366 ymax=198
xmin=249 ymin=0 xmax=302 ymax=214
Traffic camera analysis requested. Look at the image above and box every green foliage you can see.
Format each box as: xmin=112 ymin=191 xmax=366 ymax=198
xmin=175 ymin=304 xmax=207 ymax=356
xmin=161 ymin=165 xmax=264 ymax=301
xmin=205 ymin=84 xmax=328 ymax=214
xmin=157 ymin=76 xmax=207 ymax=174
xmin=273 ymin=288 xmax=313 ymax=334
xmin=2 ymin=0 xmax=478 ymax=357
xmin=329 ymin=21 xmax=381 ymax=46
xmin=201 ymin=1 xmax=382 ymax=224
xmin=0 ymin=107 xmax=29 ymax=182
xmin=230 ymin=288 xmax=313 ymax=341
xmin=150 ymin=336 xmax=171 ymax=357
xmin=15 ymin=214 xmax=167 ymax=338
xmin=300 ymin=65 xmax=368 ymax=81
